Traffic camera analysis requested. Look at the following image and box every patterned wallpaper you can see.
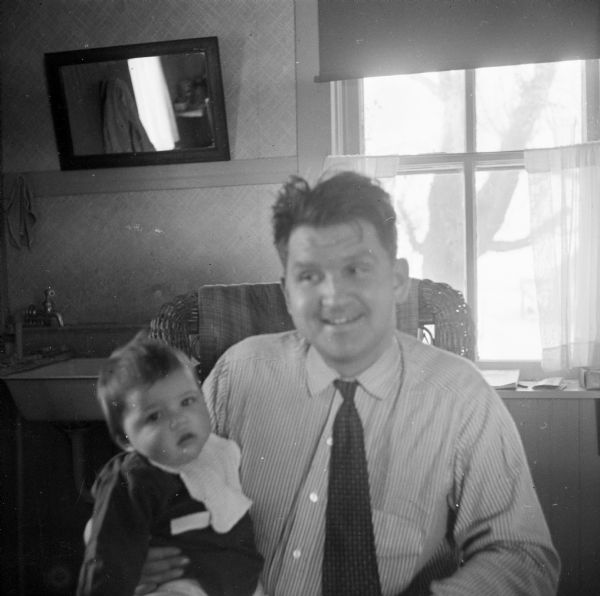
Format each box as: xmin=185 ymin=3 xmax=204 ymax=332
xmin=1 ymin=0 xmax=297 ymax=325
xmin=7 ymin=184 xmax=283 ymax=324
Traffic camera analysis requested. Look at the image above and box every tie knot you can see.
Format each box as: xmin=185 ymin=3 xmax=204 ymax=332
xmin=334 ymin=379 xmax=358 ymax=402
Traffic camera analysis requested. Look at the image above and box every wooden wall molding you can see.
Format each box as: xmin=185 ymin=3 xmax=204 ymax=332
xmin=2 ymin=157 xmax=298 ymax=198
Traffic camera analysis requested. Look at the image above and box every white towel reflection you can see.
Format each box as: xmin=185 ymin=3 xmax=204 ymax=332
xmin=128 ymin=56 xmax=179 ymax=151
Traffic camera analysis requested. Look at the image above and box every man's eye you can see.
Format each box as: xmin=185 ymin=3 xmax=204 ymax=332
xmin=348 ymin=263 xmax=371 ymax=276
xmin=298 ymin=271 xmax=320 ymax=283
xmin=181 ymin=396 xmax=197 ymax=407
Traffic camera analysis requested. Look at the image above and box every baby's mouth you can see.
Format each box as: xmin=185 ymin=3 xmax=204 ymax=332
xmin=178 ymin=433 xmax=196 ymax=448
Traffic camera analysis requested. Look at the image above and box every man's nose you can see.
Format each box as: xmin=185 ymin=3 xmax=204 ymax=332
xmin=320 ymin=273 xmax=345 ymax=304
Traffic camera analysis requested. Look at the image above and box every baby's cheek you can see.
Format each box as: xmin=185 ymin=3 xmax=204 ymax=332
xmin=141 ymin=432 xmax=172 ymax=465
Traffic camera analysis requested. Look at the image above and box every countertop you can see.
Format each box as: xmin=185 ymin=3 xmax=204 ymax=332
xmin=498 ymin=379 xmax=600 ymax=399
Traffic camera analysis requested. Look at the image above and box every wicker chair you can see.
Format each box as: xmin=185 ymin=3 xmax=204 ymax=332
xmin=149 ymin=279 xmax=476 ymax=381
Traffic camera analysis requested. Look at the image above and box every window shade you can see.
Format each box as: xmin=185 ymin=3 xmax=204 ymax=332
xmin=317 ymin=0 xmax=600 ymax=82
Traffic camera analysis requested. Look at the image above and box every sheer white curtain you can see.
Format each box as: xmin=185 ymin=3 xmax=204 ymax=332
xmin=525 ymin=142 xmax=600 ymax=373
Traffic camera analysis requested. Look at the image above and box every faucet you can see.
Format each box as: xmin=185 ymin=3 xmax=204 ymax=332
xmin=42 ymin=287 xmax=64 ymax=327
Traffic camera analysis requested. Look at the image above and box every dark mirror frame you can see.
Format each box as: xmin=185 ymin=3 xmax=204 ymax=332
xmin=45 ymin=37 xmax=230 ymax=170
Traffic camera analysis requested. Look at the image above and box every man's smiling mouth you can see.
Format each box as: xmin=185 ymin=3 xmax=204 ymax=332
xmin=322 ymin=313 xmax=363 ymax=326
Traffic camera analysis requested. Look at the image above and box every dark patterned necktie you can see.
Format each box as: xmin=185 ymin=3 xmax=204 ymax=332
xmin=322 ymin=379 xmax=382 ymax=596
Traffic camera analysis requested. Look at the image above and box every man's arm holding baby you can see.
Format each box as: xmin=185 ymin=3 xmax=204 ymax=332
xmin=135 ymin=547 xmax=189 ymax=595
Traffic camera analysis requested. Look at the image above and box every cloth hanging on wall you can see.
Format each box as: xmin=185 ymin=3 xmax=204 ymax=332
xmin=4 ymin=175 xmax=36 ymax=250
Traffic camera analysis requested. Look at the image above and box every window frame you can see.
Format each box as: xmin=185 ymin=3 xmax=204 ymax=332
xmin=332 ymin=60 xmax=600 ymax=377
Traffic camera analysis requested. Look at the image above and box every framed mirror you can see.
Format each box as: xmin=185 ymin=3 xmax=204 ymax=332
xmin=45 ymin=37 xmax=230 ymax=170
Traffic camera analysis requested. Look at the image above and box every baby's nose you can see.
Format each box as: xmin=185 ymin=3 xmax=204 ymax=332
xmin=169 ymin=413 xmax=186 ymax=429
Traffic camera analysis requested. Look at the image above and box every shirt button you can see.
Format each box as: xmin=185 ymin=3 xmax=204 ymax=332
xmin=326 ymin=437 xmax=333 ymax=446
xmin=309 ymin=492 xmax=318 ymax=503
xmin=292 ymin=549 xmax=301 ymax=559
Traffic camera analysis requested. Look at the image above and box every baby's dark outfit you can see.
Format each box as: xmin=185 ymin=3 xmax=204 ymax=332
xmin=77 ymin=435 xmax=263 ymax=596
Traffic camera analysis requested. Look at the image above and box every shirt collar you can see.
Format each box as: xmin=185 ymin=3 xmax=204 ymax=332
xmin=306 ymin=335 xmax=402 ymax=400
xmin=150 ymin=434 xmax=251 ymax=533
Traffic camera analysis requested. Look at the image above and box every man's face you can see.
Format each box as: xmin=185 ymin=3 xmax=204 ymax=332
xmin=282 ymin=219 xmax=409 ymax=378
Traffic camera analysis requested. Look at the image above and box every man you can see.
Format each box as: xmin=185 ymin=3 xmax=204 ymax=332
xmin=140 ymin=171 xmax=559 ymax=595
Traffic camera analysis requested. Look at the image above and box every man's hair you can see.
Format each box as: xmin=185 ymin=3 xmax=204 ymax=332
xmin=271 ymin=170 xmax=398 ymax=265
xmin=96 ymin=332 xmax=189 ymax=449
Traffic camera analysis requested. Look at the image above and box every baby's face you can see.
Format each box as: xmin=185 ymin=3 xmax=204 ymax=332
xmin=122 ymin=366 xmax=211 ymax=468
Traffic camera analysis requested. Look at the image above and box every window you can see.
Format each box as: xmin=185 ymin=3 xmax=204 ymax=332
xmin=334 ymin=59 xmax=600 ymax=364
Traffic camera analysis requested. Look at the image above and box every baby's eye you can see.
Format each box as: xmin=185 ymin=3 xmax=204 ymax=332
xmin=181 ymin=396 xmax=197 ymax=407
xmin=145 ymin=411 xmax=161 ymax=423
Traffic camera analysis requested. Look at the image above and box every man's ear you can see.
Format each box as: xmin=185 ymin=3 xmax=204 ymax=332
xmin=393 ymin=258 xmax=410 ymax=304
xmin=280 ymin=276 xmax=291 ymax=314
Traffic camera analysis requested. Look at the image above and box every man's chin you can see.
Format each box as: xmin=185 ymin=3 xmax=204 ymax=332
xmin=319 ymin=321 xmax=365 ymax=343
xmin=318 ymin=345 xmax=364 ymax=370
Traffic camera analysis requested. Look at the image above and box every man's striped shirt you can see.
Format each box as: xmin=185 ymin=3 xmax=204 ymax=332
xmin=203 ymin=331 xmax=559 ymax=595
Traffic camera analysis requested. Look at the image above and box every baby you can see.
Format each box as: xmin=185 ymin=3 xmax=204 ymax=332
xmin=77 ymin=333 xmax=264 ymax=596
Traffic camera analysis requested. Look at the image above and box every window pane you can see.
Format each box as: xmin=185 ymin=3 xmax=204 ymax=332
xmin=476 ymin=60 xmax=583 ymax=152
xmin=363 ymin=71 xmax=465 ymax=155
xmin=386 ymin=173 xmax=466 ymax=294
xmin=476 ymin=169 xmax=541 ymax=360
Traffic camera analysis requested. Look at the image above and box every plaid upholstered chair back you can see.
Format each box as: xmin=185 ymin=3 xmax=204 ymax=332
xmin=149 ymin=279 xmax=475 ymax=381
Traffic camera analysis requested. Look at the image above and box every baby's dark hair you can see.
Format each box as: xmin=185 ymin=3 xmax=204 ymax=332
xmin=272 ymin=170 xmax=398 ymax=265
xmin=96 ymin=332 xmax=189 ymax=449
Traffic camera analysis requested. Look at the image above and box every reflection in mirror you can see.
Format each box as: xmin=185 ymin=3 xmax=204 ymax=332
xmin=45 ymin=37 xmax=229 ymax=169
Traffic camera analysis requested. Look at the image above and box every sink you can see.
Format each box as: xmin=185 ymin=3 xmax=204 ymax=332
xmin=2 ymin=357 xmax=106 ymax=420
